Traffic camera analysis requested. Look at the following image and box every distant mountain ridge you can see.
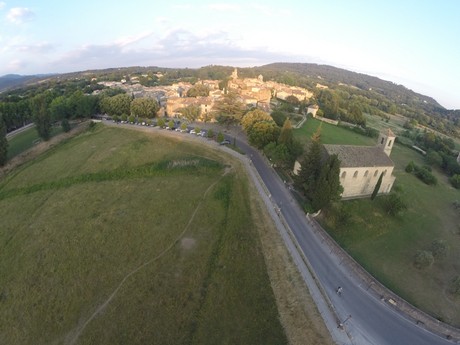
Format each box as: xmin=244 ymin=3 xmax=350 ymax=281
xmin=0 ymin=74 xmax=54 ymax=92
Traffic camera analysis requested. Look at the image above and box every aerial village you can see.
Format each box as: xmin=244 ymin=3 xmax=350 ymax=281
xmin=96 ymin=68 xmax=314 ymax=120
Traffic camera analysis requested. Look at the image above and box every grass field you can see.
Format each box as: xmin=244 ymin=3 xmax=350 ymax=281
xmin=7 ymin=125 xmax=63 ymax=160
xmin=293 ymin=117 xmax=375 ymax=146
xmin=294 ymin=118 xmax=460 ymax=326
xmin=0 ymin=125 xmax=288 ymax=345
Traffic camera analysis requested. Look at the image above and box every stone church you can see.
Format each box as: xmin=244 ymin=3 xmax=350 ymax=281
xmin=294 ymin=129 xmax=397 ymax=200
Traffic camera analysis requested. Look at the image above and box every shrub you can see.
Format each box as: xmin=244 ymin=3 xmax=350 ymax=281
xmin=413 ymin=165 xmax=437 ymax=185
xmin=121 ymin=114 xmax=128 ymax=122
xmin=450 ymin=174 xmax=460 ymax=189
xmin=217 ymin=132 xmax=224 ymax=143
xmin=157 ymin=118 xmax=165 ymax=127
xmin=128 ymin=115 xmax=135 ymax=123
xmin=61 ymin=118 xmax=71 ymax=132
xmin=382 ymin=193 xmax=407 ymax=216
xmin=414 ymin=250 xmax=434 ymax=269
xmin=451 ymin=276 xmax=460 ymax=297
xmin=431 ymin=239 xmax=448 ymax=258
xmin=405 ymin=161 xmax=415 ymax=173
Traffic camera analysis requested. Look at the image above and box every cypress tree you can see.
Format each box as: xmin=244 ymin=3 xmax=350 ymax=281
xmin=371 ymin=172 xmax=384 ymax=200
xmin=312 ymin=154 xmax=343 ymax=211
xmin=295 ymin=130 xmax=322 ymax=196
xmin=278 ymin=118 xmax=293 ymax=146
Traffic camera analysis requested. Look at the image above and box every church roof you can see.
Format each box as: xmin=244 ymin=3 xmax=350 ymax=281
xmin=323 ymin=145 xmax=394 ymax=168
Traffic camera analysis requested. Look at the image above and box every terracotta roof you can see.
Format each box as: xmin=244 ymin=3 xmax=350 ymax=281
xmin=323 ymin=145 xmax=394 ymax=168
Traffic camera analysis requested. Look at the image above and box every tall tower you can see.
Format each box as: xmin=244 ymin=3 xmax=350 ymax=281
xmin=231 ymin=68 xmax=238 ymax=80
xmin=377 ymin=128 xmax=396 ymax=157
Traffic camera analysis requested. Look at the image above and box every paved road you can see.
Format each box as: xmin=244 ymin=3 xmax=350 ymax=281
xmin=228 ymin=133 xmax=456 ymax=345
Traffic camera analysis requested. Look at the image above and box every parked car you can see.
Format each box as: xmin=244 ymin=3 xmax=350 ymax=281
xmin=219 ymin=139 xmax=231 ymax=145
xmin=190 ymin=129 xmax=197 ymax=135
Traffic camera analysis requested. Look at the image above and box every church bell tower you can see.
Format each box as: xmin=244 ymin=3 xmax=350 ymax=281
xmin=377 ymin=128 xmax=396 ymax=157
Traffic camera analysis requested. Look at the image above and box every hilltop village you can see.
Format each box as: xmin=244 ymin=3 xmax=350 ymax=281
xmin=97 ymin=68 xmax=314 ymax=120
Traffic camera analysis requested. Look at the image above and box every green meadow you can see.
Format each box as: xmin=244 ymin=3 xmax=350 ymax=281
xmin=0 ymin=125 xmax=287 ymax=345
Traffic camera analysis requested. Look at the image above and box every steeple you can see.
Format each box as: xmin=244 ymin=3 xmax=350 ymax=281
xmin=377 ymin=128 xmax=396 ymax=157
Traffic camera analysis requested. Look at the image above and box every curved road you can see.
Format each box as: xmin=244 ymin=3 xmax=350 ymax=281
xmin=229 ymin=133 xmax=456 ymax=345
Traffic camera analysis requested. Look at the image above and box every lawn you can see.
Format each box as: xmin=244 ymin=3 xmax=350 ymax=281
xmin=293 ymin=117 xmax=375 ymax=146
xmin=7 ymin=125 xmax=63 ymax=160
xmin=0 ymin=125 xmax=287 ymax=345
xmin=294 ymin=119 xmax=460 ymax=326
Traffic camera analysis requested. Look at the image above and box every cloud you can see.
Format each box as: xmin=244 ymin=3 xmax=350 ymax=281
xmin=7 ymin=59 xmax=25 ymax=72
xmin=7 ymin=7 xmax=35 ymax=24
xmin=115 ymin=31 xmax=154 ymax=48
xmin=207 ymin=3 xmax=240 ymax=11
xmin=0 ymin=2 xmax=6 ymax=10
xmin=51 ymin=29 xmax=307 ymax=73
xmin=16 ymin=42 xmax=55 ymax=54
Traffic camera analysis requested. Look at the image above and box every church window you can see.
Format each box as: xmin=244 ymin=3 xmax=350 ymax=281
xmin=381 ymin=137 xmax=385 ymax=144
xmin=353 ymin=171 xmax=358 ymax=178
xmin=374 ymin=170 xmax=379 ymax=177
xmin=341 ymin=171 xmax=346 ymax=179
xmin=364 ymin=170 xmax=369 ymax=177
xmin=388 ymin=140 xmax=392 ymax=147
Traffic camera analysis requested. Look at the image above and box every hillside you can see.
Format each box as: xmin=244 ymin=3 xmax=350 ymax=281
xmin=1 ymin=62 xmax=458 ymax=137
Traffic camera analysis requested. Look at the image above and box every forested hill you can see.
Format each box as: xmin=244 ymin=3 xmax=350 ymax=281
xmin=259 ymin=62 xmax=441 ymax=107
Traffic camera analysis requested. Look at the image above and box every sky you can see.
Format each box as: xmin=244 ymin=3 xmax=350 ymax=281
xmin=0 ymin=0 xmax=459 ymax=109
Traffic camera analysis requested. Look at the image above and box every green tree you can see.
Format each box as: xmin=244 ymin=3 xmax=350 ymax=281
xmin=278 ymin=119 xmax=293 ymax=146
xmin=0 ymin=115 xmax=8 ymax=166
xmin=248 ymin=121 xmax=280 ymax=149
xmin=130 ymin=97 xmax=159 ymax=118
xmin=295 ymin=129 xmax=322 ymax=196
xmin=212 ymin=91 xmax=245 ymax=126
xmin=178 ymin=105 xmax=201 ymax=122
xmin=241 ymin=109 xmax=273 ymax=133
xmin=30 ymin=92 xmax=52 ymax=141
xmin=264 ymin=142 xmax=291 ymax=169
xmin=167 ymin=120 xmax=175 ymax=129
xmin=425 ymin=149 xmax=443 ymax=168
xmin=49 ymin=96 xmax=70 ymax=122
xmin=285 ymin=95 xmax=300 ymax=106
xmin=217 ymin=132 xmax=225 ymax=143
xmin=271 ymin=110 xmax=287 ymax=127
xmin=311 ymin=154 xmax=343 ymax=211
xmin=371 ymin=172 xmax=384 ymax=200
xmin=186 ymin=84 xmax=210 ymax=97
